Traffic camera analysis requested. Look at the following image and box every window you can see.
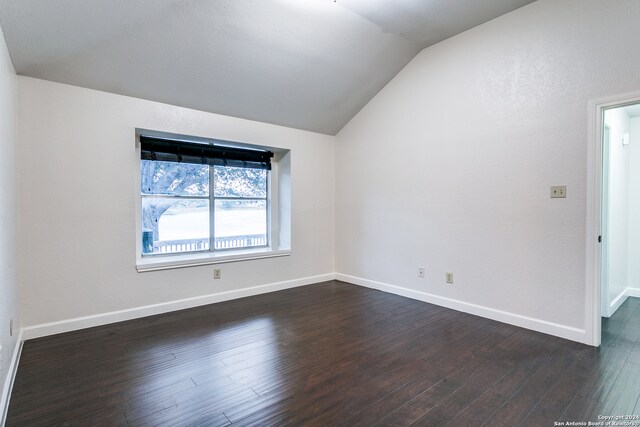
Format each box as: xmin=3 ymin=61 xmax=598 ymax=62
xmin=140 ymin=135 xmax=273 ymax=256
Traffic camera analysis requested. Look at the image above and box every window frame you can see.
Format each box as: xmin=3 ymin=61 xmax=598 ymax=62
xmin=140 ymin=163 xmax=271 ymax=257
xmin=210 ymin=165 xmax=270 ymax=253
xmin=135 ymin=129 xmax=291 ymax=272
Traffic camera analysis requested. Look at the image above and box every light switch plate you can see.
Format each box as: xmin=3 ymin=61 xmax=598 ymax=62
xmin=550 ymin=185 xmax=566 ymax=198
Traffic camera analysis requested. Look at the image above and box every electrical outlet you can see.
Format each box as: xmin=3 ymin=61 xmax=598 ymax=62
xmin=418 ymin=267 xmax=425 ymax=278
xmin=446 ymin=272 xmax=454 ymax=284
xmin=213 ymin=269 xmax=221 ymax=280
xmin=550 ymin=185 xmax=566 ymax=198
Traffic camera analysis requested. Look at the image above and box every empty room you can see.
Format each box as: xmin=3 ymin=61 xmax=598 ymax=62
xmin=1 ymin=0 xmax=640 ymax=426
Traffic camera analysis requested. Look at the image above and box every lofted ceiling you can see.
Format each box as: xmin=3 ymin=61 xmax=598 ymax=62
xmin=0 ymin=0 xmax=535 ymax=135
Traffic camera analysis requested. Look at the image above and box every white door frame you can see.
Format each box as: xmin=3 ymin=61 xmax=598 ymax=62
xmin=586 ymin=90 xmax=640 ymax=347
xmin=600 ymin=124 xmax=611 ymax=318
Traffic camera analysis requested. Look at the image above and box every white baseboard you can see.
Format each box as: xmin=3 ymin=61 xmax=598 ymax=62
xmin=627 ymin=287 xmax=640 ymax=298
xmin=1 ymin=328 xmax=24 ymax=427
xmin=605 ymin=286 xmax=640 ymax=318
xmin=335 ymin=273 xmax=588 ymax=345
xmin=607 ymin=288 xmax=629 ymax=318
xmin=21 ymin=273 xmax=335 ymax=340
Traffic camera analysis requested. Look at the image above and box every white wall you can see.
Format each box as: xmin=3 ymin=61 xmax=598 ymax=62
xmin=335 ymin=0 xmax=640 ymax=342
xmin=603 ymin=108 xmax=630 ymax=314
xmin=17 ymin=77 xmax=335 ymax=327
xmin=628 ymin=116 xmax=640 ymax=292
xmin=0 ymin=22 xmax=19 ymax=416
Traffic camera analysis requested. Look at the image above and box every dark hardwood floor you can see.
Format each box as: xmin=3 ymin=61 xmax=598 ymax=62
xmin=6 ymin=280 xmax=640 ymax=426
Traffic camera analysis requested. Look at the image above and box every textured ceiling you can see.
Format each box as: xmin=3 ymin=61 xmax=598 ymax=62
xmin=0 ymin=0 xmax=535 ymax=134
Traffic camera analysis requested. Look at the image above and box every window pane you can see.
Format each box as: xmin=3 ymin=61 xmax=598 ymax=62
xmin=214 ymin=200 xmax=267 ymax=249
xmin=214 ymin=166 xmax=267 ymax=198
xmin=142 ymin=198 xmax=210 ymax=254
xmin=141 ymin=160 xmax=209 ymax=196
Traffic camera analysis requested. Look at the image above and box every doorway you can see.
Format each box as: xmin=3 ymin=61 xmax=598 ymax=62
xmin=588 ymin=92 xmax=640 ymax=346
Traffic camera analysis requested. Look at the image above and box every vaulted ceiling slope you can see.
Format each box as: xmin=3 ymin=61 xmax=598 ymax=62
xmin=0 ymin=0 xmax=534 ymax=135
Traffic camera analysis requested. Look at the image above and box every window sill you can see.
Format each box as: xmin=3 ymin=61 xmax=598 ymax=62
xmin=136 ymin=248 xmax=291 ymax=272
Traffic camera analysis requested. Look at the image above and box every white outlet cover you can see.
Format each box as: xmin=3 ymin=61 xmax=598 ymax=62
xmin=550 ymin=185 xmax=567 ymax=198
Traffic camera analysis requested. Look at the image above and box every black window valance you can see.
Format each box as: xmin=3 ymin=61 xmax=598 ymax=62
xmin=140 ymin=135 xmax=274 ymax=170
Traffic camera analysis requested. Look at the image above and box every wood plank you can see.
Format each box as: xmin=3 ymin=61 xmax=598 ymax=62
xmin=5 ymin=282 xmax=639 ymax=426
